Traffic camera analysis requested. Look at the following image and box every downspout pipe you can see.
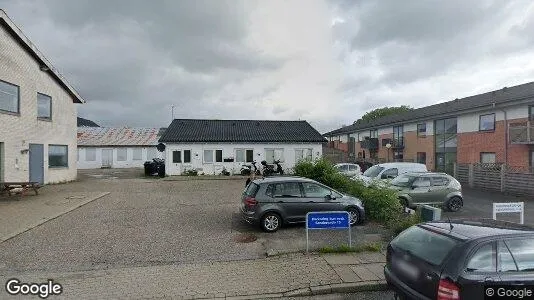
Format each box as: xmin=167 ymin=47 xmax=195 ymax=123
xmin=499 ymin=104 xmax=508 ymax=165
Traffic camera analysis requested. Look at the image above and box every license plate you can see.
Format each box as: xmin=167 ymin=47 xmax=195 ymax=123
xmin=395 ymin=259 xmax=420 ymax=279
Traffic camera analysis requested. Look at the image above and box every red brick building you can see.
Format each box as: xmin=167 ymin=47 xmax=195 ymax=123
xmin=324 ymin=82 xmax=534 ymax=174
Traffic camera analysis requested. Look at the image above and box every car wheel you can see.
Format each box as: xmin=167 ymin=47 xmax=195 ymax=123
xmin=447 ymin=196 xmax=463 ymax=212
xmin=261 ymin=212 xmax=281 ymax=232
xmin=347 ymin=208 xmax=360 ymax=226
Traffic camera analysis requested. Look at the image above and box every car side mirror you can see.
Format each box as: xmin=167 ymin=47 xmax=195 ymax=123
xmin=325 ymin=194 xmax=332 ymax=200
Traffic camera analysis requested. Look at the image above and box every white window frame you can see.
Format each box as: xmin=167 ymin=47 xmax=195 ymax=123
xmin=295 ymin=148 xmax=313 ymax=161
xmin=132 ymin=148 xmax=143 ymax=160
xmin=235 ymin=149 xmax=254 ymax=163
xmin=265 ymin=148 xmax=285 ymax=164
xmin=37 ymin=93 xmax=52 ymax=120
xmin=85 ymin=148 xmax=97 ymax=161
xmin=0 ymin=79 xmax=20 ymax=114
xmin=480 ymin=152 xmax=496 ymax=163
xmin=48 ymin=144 xmax=68 ymax=168
xmin=183 ymin=149 xmax=192 ymax=163
xmin=117 ymin=148 xmax=128 ymax=162
xmin=203 ymin=149 xmax=223 ymax=163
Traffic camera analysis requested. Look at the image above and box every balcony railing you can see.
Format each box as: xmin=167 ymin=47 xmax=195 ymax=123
xmin=391 ymin=137 xmax=405 ymax=149
xmin=509 ymin=121 xmax=534 ymax=144
xmin=360 ymin=138 xmax=379 ymax=150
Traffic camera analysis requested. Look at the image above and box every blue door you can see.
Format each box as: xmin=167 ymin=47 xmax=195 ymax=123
xmin=29 ymin=144 xmax=44 ymax=184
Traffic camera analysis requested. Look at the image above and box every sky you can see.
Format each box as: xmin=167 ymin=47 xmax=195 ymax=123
xmin=2 ymin=0 xmax=534 ymax=133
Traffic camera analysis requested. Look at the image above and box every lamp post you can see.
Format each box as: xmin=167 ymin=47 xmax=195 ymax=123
xmin=386 ymin=143 xmax=392 ymax=162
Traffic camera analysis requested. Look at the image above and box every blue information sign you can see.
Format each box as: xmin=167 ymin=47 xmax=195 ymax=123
xmin=305 ymin=211 xmax=352 ymax=252
xmin=306 ymin=211 xmax=350 ymax=229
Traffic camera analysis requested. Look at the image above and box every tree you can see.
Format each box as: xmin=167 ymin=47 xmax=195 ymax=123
xmin=353 ymin=105 xmax=413 ymax=125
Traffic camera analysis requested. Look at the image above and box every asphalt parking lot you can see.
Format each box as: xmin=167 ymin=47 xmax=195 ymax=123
xmin=0 ymin=168 xmax=531 ymax=275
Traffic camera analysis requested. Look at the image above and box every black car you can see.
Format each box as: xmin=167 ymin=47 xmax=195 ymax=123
xmin=385 ymin=219 xmax=534 ymax=300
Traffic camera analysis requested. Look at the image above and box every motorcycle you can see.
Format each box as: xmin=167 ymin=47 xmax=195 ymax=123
xmin=261 ymin=160 xmax=284 ymax=176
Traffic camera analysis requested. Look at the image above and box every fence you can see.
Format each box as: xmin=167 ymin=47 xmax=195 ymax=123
xmin=454 ymin=163 xmax=534 ymax=196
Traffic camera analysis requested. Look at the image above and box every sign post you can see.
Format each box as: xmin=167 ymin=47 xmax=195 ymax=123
xmin=492 ymin=202 xmax=524 ymax=224
xmin=306 ymin=211 xmax=351 ymax=253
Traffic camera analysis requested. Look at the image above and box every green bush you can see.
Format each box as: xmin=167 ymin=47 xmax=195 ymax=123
xmin=294 ymin=158 xmax=411 ymax=229
xmin=184 ymin=169 xmax=198 ymax=176
xmin=387 ymin=211 xmax=423 ymax=236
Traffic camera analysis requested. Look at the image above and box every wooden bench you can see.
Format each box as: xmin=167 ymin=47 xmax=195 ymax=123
xmin=0 ymin=182 xmax=41 ymax=197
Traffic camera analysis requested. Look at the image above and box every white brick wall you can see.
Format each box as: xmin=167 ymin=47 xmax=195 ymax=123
xmin=77 ymin=147 xmax=164 ymax=169
xmin=0 ymin=24 xmax=78 ymax=184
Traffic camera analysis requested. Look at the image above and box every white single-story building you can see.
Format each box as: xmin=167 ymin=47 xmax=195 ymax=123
xmin=159 ymin=119 xmax=327 ymax=175
xmin=0 ymin=9 xmax=85 ymax=184
xmin=77 ymin=127 xmax=165 ymax=169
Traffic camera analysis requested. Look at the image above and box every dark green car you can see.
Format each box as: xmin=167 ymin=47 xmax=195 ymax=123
xmin=389 ymin=172 xmax=463 ymax=212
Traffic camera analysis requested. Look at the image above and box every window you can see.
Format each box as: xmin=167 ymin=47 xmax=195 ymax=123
xmin=77 ymin=149 xmax=80 ymax=162
xmin=132 ymin=148 xmax=142 ymax=160
xmin=390 ymin=226 xmax=459 ymax=266
xmin=370 ymin=129 xmax=378 ymax=138
xmin=85 ymin=148 xmax=96 ymax=161
xmin=348 ymin=165 xmax=359 ymax=172
xmin=0 ymin=80 xmax=19 ymax=113
xmin=505 ymin=238 xmax=534 ymax=271
xmin=203 ymin=149 xmax=223 ymax=163
xmin=498 ymin=241 xmax=517 ymax=272
xmin=335 ymin=165 xmax=349 ymax=172
xmin=302 ymin=182 xmax=332 ymax=198
xmin=265 ymin=148 xmax=284 ymax=163
xmin=236 ymin=149 xmax=253 ymax=162
xmin=431 ymin=176 xmax=450 ymax=187
xmin=37 ymin=93 xmax=52 ymax=119
xmin=467 ymin=243 xmax=496 ymax=272
xmin=412 ymin=177 xmax=431 ymax=188
xmin=49 ymin=145 xmax=68 ymax=168
xmin=417 ymin=123 xmax=426 ymax=137
xmin=479 ymin=113 xmax=496 ymax=131
xmin=530 ymin=151 xmax=534 ymax=168
xmin=173 ymin=151 xmax=182 ymax=163
xmin=480 ymin=152 xmax=496 ymax=163
xmin=295 ymin=148 xmax=312 ymax=161
xmin=184 ymin=150 xmax=191 ymax=163
xmin=117 ymin=148 xmax=127 ymax=161
xmin=529 ymin=105 xmax=534 ymax=121
xmin=270 ymin=182 xmax=302 ymax=198
xmin=147 ymin=147 xmax=157 ymax=160
xmin=417 ymin=152 xmax=426 ymax=165
xmin=381 ymin=168 xmax=398 ymax=179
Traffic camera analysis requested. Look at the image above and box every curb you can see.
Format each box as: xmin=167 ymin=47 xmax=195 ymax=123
xmin=0 ymin=192 xmax=110 ymax=243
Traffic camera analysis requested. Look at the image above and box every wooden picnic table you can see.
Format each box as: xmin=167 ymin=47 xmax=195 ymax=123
xmin=0 ymin=182 xmax=41 ymax=197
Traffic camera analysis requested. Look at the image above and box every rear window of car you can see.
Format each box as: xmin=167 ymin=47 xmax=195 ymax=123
xmin=244 ymin=183 xmax=259 ymax=197
xmin=391 ymin=226 xmax=459 ymax=265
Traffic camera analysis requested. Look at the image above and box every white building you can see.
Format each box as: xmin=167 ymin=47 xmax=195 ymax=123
xmin=0 ymin=9 xmax=85 ymax=184
xmin=77 ymin=127 xmax=165 ymax=169
xmin=159 ymin=119 xmax=326 ymax=175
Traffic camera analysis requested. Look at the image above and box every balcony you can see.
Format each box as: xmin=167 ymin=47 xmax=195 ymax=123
xmin=360 ymin=137 xmax=379 ymax=150
xmin=383 ymin=137 xmax=405 ymax=149
xmin=509 ymin=121 xmax=534 ymax=144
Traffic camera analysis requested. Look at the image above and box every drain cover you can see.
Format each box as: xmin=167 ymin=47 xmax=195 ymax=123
xmin=233 ymin=233 xmax=257 ymax=243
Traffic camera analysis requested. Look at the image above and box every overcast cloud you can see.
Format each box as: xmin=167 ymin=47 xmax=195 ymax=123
xmin=2 ymin=0 xmax=534 ymax=133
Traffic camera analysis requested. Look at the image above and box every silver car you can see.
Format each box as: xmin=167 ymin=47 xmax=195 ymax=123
xmin=334 ymin=163 xmax=362 ymax=177
xmin=240 ymin=176 xmax=365 ymax=232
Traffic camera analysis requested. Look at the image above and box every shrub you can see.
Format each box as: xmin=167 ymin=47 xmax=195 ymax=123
xmin=387 ymin=211 xmax=423 ymax=236
xmin=184 ymin=169 xmax=198 ymax=176
xmin=293 ymin=158 xmax=412 ymax=230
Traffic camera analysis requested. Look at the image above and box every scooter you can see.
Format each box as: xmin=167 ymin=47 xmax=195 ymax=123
xmin=240 ymin=161 xmax=261 ymax=176
xmin=261 ymin=160 xmax=284 ymax=176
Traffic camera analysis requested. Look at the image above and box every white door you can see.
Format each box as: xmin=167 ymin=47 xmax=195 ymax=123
xmin=102 ymin=149 xmax=113 ymax=168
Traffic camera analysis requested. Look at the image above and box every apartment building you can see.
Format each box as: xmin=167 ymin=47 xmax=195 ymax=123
xmin=324 ymin=82 xmax=534 ymax=174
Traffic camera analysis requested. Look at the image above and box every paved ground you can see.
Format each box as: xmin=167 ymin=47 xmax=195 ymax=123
xmin=286 ymin=290 xmax=395 ymax=300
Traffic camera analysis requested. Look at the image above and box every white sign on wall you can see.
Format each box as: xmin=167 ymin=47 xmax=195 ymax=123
xmin=493 ymin=202 xmax=524 ymax=224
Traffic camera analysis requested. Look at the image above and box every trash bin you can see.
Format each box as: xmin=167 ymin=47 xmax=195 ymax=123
xmin=144 ymin=160 xmax=154 ymax=176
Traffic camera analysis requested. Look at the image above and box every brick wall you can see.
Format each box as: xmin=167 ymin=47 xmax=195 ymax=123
xmin=404 ymin=131 xmax=435 ymax=170
xmin=0 ymin=24 xmax=78 ymax=183
xmin=378 ymin=133 xmax=393 ymax=161
xmin=457 ymin=119 xmax=531 ymax=166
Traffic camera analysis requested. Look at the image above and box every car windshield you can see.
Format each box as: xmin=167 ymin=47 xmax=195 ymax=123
xmin=363 ymin=165 xmax=384 ymax=177
xmin=391 ymin=226 xmax=459 ymax=265
xmin=244 ymin=182 xmax=259 ymax=196
xmin=391 ymin=175 xmax=417 ymax=187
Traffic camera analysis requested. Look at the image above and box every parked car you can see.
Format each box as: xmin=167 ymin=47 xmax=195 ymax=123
xmin=354 ymin=161 xmax=374 ymax=173
xmin=334 ymin=163 xmax=362 ymax=177
xmin=352 ymin=162 xmax=428 ymax=186
xmin=389 ymin=172 xmax=463 ymax=212
xmin=240 ymin=176 xmax=365 ymax=232
xmin=385 ymin=219 xmax=534 ymax=300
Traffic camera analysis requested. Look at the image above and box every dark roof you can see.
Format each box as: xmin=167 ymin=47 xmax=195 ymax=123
xmin=77 ymin=117 xmax=100 ymax=127
xmin=159 ymin=119 xmax=327 ymax=143
xmin=0 ymin=10 xmax=85 ymax=104
xmin=324 ymin=81 xmax=534 ymax=136
xmin=422 ymin=219 xmax=534 ymax=240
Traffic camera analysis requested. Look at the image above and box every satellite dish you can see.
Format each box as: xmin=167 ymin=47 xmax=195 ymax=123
xmin=157 ymin=143 xmax=166 ymax=152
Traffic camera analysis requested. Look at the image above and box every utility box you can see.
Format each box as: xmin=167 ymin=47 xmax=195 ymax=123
xmin=420 ymin=205 xmax=442 ymax=221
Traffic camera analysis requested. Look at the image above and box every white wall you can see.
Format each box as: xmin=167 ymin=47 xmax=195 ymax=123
xmin=77 ymin=146 xmax=164 ymax=169
xmin=378 ymin=127 xmax=393 ymax=136
xmin=457 ymin=105 xmax=530 ymax=133
xmin=164 ymin=143 xmax=323 ymax=175
xmin=404 ymin=123 xmax=417 ymax=132
xmin=0 ymin=24 xmax=78 ymax=184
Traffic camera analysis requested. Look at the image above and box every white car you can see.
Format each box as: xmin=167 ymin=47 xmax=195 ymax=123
xmin=351 ymin=162 xmax=428 ymax=186
xmin=334 ymin=163 xmax=362 ymax=177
